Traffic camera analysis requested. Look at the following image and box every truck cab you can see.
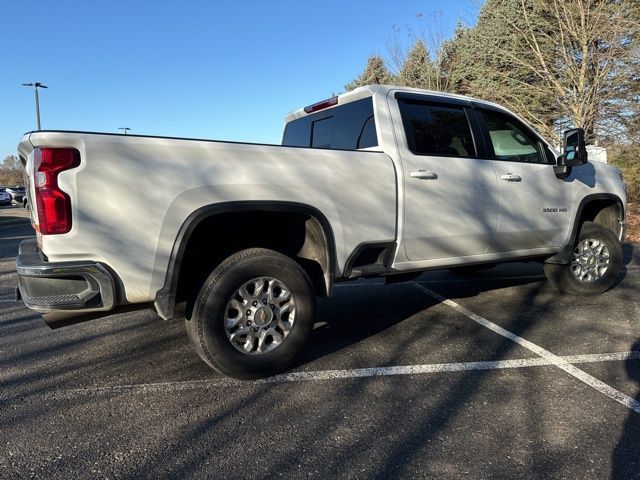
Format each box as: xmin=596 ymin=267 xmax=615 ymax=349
xmin=282 ymin=85 xmax=625 ymax=272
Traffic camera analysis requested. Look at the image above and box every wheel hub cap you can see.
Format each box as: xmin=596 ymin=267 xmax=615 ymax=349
xmin=570 ymin=238 xmax=610 ymax=283
xmin=253 ymin=307 xmax=272 ymax=327
xmin=224 ymin=276 xmax=296 ymax=355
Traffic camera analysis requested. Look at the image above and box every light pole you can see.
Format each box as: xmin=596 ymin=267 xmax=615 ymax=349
xmin=22 ymin=82 xmax=48 ymax=130
xmin=118 ymin=127 xmax=131 ymax=135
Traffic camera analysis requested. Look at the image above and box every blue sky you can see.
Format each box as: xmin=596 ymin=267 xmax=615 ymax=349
xmin=0 ymin=0 xmax=478 ymax=157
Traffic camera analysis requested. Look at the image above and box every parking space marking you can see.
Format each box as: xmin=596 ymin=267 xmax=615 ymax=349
xmin=410 ymin=282 xmax=640 ymax=414
xmin=262 ymin=351 xmax=640 ymax=383
xmin=0 ymin=235 xmax=35 ymax=241
xmin=5 ymin=351 xmax=639 ymax=404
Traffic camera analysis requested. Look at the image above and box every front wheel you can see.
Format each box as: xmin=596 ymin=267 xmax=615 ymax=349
xmin=544 ymin=221 xmax=622 ymax=295
xmin=186 ymin=248 xmax=315 ymax=379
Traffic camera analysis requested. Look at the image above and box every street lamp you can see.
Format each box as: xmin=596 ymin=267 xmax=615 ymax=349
xmin=21 ymin=82 xmax=48 ymax=130
xmin=118 ymin=127 xmax=131 ymax=135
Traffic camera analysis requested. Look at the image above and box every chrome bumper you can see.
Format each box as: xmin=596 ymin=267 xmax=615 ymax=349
xmin=16 ymin=239 xmax=115 ymax=314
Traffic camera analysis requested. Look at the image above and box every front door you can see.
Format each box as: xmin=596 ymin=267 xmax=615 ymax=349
xmin=475 ymin=108 xmax=572 ymax=252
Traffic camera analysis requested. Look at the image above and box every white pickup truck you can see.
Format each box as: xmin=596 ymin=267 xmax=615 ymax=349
xmin=16 ymin=85 xmax=627 ymax=378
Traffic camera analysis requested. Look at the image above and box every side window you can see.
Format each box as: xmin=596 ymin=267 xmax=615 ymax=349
xmin=398 ymin=101 xmax=476 ymax=157
xmin=282 ymin=98 xmax=378 ymax=150
xmin=282 ymin=118 xmax=310 ymax=148
xmin=357 ymin=116 xmax=377 ymax=149
xmin=478 ymin=109 xmax=549 ymax=164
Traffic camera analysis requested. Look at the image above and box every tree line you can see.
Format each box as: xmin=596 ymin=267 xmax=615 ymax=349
xmin=0 ymin=155 xmax=22 ymax=187
xmin=346 ymin=0 xmax=640 ymax=146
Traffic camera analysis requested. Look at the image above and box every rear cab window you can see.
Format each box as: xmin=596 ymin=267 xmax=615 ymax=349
xmin=282 ymin=98 xmax=378 ymax=151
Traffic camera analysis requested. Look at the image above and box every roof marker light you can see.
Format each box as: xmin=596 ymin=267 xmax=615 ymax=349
xmin=303 ymin=96 xmax=339 ymax=114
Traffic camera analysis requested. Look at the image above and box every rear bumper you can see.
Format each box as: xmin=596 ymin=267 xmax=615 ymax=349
xmin=16 ymin=239 xmax=116 ymax=314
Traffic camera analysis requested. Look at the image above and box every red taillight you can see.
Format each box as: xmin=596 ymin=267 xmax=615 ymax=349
xmin=33 ymin=147 xmax=80 ymax=235
xmin=303 ymin=96 xmax=338 ymax=114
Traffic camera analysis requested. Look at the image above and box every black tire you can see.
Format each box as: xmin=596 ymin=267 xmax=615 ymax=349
xmin=544 ymin=221 xmax=622 ymax=295
xmin=185 ymin=248 xmax=315 ymax=379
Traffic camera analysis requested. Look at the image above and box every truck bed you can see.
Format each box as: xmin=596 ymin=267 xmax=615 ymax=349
xmin=18 ymin=131 xmax=397 ymax=303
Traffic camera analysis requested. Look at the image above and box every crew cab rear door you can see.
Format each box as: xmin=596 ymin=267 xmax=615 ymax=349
xmin=392 ymin=93 xmax=498 ymax=261
xmin=473 ymin=105 xmax=572 ymax=251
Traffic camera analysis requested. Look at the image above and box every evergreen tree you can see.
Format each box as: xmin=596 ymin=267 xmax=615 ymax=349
xmin=438 ymin=20 xmax=468 ymax=93
xmin=346 ymin=1 xmax=639 ymax=143
xmin=448 ymin=0 xmax=559 ymax=140
xmin=345 ymin=56 xmax=393 ymax=91
xmin=397 ymin=40 xmax=437 ymax=90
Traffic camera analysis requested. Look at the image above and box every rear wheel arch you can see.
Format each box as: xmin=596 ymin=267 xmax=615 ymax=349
xmin=154 ymin=201 xmax=336 ymax=320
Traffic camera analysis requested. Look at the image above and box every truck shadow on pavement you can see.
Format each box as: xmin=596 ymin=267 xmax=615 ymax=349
xmin=622 ymin=242 xmax=639 ymax=268
xmin=294 ymin=273 xmax=548 ymax=369
xmin=611 ymin=338 xmax=640 ymax=480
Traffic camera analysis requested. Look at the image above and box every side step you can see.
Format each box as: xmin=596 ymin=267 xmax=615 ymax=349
xmin=345 ymin=242 xmax=396 ymax=278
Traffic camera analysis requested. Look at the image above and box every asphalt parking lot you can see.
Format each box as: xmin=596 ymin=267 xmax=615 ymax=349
xmin=1 ymin=205 xmax=639 ymax=479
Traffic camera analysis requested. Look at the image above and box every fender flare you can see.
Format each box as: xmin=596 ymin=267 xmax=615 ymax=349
xmin=154 ymin=201 xmax=337 ymax=320
xmin=545 ymin=193 xmax=624 ymax=264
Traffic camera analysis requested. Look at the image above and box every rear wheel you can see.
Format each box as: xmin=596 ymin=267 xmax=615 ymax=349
xmin=544 ymin=222 xmax=622 ymax=295
xmin=186 ymin=248 xmax=315 ymax=379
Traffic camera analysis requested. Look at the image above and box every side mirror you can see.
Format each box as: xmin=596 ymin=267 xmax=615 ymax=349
xmin=561 ymin=128 xmax=588 ymax=167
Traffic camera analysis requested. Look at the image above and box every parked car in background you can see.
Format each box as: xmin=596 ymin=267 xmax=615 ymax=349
xmin=6 ymin=186 xmax=26 ymax=204
xmin=0 ymin=188 xmax=12 ymax=206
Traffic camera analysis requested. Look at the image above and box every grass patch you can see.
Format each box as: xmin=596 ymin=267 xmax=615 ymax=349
xmin=608 ymin=146 xmax=639 ymax=243
xmin=609 ymin=145 xmax=640 ymax=204
xmin=626 ymin=203 xmax=640 ymax=244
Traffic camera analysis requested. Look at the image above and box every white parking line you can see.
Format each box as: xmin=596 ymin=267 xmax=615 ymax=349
xmin=261 ymin=351 xmax=640 ymax=383
xmin=8 ymin=351 xmax=640 ymax=403
xmin=410 ymin=282 xmax=640 ymax=414
xmin=0 ymin=235 xmax=35 ymax=241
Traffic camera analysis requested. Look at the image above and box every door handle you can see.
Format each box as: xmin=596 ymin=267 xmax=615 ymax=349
xmin=410 ymin=170 xmax=438 ymax=180
xmin=500 ymin=173 xmax=522 ymax=182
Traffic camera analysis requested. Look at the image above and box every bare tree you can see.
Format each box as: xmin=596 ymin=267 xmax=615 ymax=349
xmin=387 ymin=11 xmax=466 ymax=92
xmin=501 ymin=0 xmax=640 ymax=142
xmin=0 ymin=155 xmax=24 ymax=186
